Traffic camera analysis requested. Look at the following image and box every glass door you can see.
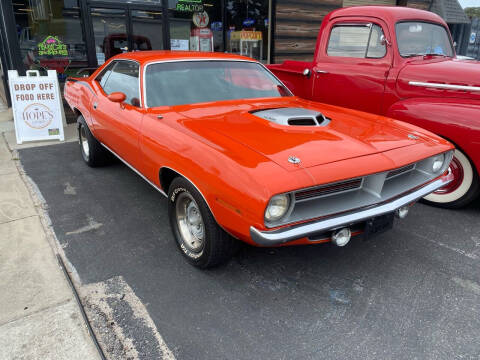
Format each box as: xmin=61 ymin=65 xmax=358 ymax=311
xmin=89 ymin=4 xmax=165 ymax=66
xmin=131 ymin=10 xmax=165 ymax=52
xmin=90 ymin=8 xmax=128 ymax=64
xmin=168 ymin=0 xmax=223 ymax=52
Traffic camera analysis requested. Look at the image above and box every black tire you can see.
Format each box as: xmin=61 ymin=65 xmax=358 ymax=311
xmin=78 ymin=116 xmax=112 ymax=167
xmin=167 ymin=177 xmax=238 ymax=268
xmin=422 ymin=148 xmax=480 ymax=209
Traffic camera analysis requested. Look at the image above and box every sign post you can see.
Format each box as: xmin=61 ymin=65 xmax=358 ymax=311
xmin=8 ymin=70 xmax=65 ymax=144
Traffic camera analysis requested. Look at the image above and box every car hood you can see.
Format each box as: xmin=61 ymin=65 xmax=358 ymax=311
xmin=177 ymin=98 xmax=432 ymax=171
xmin=397 ymin=57 xmax=480 ymax=101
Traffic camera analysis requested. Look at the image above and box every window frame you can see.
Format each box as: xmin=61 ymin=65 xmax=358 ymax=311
xmin=94 ymin=60 xmax=117 ymax=91
xmin=395 ymin=20 xmax=455 ymax=58
xmin=142 ymin=59 xmax=292 ymax=109
xmin=326 ymin=22 xmax=387 ymax=60
xmin=94 ymin=59 xmax=142 ymax=107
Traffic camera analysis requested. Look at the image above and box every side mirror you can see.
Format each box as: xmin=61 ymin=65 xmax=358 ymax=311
xmin=108 ymin=92 xmax=126 ymax=103
xmin=380 ymin=35 xmax=391 ymax=47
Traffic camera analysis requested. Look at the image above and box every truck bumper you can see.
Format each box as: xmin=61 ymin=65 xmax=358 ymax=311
xmin=250 ymin=173 xmax=453 ymax=246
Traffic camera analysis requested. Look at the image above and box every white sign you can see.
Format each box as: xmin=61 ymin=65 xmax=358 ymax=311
xmin=193 ymin=11 xmax=209 ymax=28
xmin=470 ymin=32 xmax=476 ymax=44
xmin=8 ymin=70 xmax=65 ymax=144
xmin=170 ymin=39 xmax=190 ymax=51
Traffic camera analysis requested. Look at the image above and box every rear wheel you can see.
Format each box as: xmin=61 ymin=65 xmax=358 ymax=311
xmin=422 ymin=148 xmax=479 ymax=208
xmin=78 ymin=116 xmax=112 ymax=167
xmin=167 ymin=177 xmax=237 ymax=268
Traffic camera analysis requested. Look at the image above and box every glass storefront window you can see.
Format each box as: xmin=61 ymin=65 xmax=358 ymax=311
xmin=131 ymin=10 xmax=164 ymax=52
xmin=168 ymin=0 xmax=223 ymax=52
xmin=226 ymin=0 xmax=269 ymax=62
xmin=13 ymin=0 xmax=87 ymax=78
xmin=91 ymin=8 xmax=127 ymax=64
xmin=11 ymin=0 xmax=272 ymax=81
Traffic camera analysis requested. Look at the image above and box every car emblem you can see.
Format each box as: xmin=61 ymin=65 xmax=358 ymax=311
xmin=408 ymin=134 xmax=419 ymax=140
xmin=288 ymin=156 xmax=301 ymax=164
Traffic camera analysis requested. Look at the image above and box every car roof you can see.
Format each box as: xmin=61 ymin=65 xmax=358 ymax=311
xmin=112 ymin=50 xmax=255 ymax=65
xmin=327 ymin=6 xmax=447 ymax=26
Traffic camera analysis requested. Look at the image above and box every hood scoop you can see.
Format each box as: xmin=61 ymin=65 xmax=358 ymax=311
xmin=252 ymin=107 xmax=331 ymax=127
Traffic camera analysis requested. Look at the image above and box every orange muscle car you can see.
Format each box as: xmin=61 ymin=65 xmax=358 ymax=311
xmin=64 ymin=51 xmax=454 ymax=268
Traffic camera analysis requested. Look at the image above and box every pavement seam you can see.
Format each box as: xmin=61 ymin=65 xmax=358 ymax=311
xmin=0 ymin=213 xmax=38 ymax=226
xmin=1 ymin=132 xmax=13 ymax=153
xmin=0 ymin=298 xmax=73 ymax=327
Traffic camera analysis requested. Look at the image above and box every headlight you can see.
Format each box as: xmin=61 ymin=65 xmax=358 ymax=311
xmin=432 ymin=153 xmax=445 ymax=173
xmin=265 ymin=194 xmax=290 ymax=222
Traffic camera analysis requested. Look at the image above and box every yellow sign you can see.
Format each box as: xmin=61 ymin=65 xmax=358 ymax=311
xmin=230 ymin=31 xmax=263 ymax=41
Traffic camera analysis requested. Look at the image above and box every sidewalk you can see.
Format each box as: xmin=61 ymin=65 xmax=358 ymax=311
xmin=0 ymin=102 xmax=101 ymax=359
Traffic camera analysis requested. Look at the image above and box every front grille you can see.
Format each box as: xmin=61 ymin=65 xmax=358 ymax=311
xmin=295 ymin=178 xmax=363 ymax=201
xmin=386 ymin=163 xmax=415 ymax=179
xmin=265 ymin=153 xmax=449 ymax=229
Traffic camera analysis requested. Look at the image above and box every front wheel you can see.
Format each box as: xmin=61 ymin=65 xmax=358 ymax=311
xmin=167 ymin=177 xmax=238 ymax=268
xmin=422 ymin=148 xmax=479 ymax=208
xmin=78 ymin=116 xmax=112 ymax=167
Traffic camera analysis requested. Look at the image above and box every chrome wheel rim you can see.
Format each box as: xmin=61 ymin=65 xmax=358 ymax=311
xmin=175 ymin=192 xmax=204 ymax=253
xmin=80 ymin=125 xmax=89 ymax=158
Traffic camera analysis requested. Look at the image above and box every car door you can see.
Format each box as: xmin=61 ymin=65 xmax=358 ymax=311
xmin=312 ymin=19 xmax=392 ymax=115
xmin=90 ymin=60 xmax=143 ymax=167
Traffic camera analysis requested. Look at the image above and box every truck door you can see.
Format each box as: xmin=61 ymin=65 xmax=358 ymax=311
xmin=312 ymin=19 xmax=392 ymax=115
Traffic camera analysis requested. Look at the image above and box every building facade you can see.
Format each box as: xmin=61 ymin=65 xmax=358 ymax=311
xmin=0 ymin=0 xmax=466 ymax=106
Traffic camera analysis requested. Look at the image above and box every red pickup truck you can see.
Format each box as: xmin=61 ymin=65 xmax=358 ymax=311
xmin=269 ymin=6 xmax=480 ymax=208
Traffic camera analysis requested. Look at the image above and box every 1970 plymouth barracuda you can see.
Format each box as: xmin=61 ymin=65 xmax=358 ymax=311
xmin=65 ymin=51 xmax=454 ymax=268
xmin=269 ymin=6 xmax=480 ymax=209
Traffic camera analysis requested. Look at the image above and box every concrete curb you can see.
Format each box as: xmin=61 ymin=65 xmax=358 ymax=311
xmin=0 ymin=114 xmax=102 ymax=360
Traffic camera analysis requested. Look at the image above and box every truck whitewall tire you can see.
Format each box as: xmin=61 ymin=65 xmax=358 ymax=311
xmin=423 ymin=149 xmax=479 ymax=208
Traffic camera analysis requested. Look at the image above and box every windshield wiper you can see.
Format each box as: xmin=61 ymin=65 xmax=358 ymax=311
xmin=422 ymin=53 xmax=448 ymax=58
xmin=403 ymin=53 xmax=448 ymax=58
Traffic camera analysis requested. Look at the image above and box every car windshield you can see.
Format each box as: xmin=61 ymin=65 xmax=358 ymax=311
xmin=396 ymin=22 xmax=454 ymax=57
xmin=145 ymin=61 xmax=291 ymax=107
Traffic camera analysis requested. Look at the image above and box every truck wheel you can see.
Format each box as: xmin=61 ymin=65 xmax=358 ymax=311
xmin=168 ymin=177 xmax=237 ymax=268
xmin=422 ymin=149 xmax=479 ymax=208
xmin=78 ymin=116 xmax=111 ymax=167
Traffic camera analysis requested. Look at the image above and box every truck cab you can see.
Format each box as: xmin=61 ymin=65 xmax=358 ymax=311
xmin=269 ymin=6 xmax=480 ymax=208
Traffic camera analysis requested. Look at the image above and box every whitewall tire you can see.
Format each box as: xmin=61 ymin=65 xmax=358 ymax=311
xmin=423 ymin=148 xmax=479 ymax=208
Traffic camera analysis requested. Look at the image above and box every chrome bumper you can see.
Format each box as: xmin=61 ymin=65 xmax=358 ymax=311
xmin=250 ymin=173 xmax=453 ymax=246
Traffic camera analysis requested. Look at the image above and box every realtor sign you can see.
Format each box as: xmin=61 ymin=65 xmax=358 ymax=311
xmin=8 ymin=70 xmax=65 ymax=144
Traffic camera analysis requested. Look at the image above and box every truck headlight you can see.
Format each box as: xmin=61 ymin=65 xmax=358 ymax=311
xmin=432 ymin=153 xmax=445 ymax=173
xmin=265 ymin=194 xmax=290 ymax=222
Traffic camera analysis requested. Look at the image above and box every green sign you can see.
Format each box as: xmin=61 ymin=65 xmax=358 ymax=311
xmin=176 ymin=0 xmax=203 ymax=12
xmin=37 ymin=36 xmax=68 ymax=57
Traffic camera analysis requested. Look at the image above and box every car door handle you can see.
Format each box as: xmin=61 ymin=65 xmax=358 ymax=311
xmin=315 ymin=70 xmax=329 ymax=74
xmin=93 ymin=102 xmax=98 ymax=110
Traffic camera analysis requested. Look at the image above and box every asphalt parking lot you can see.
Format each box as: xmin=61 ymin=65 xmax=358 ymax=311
xmin=20 ymin=142 xmax=480 ymax=360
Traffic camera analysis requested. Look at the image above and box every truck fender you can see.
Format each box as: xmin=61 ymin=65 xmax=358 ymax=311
xmin=385 ymin=98 xmax=480 ymax=174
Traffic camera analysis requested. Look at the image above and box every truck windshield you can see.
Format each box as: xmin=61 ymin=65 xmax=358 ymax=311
xmin=396 ymin=22 xmax=454 ymax=57
xmin=145 ymin=61 xmax=291 ymax=107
